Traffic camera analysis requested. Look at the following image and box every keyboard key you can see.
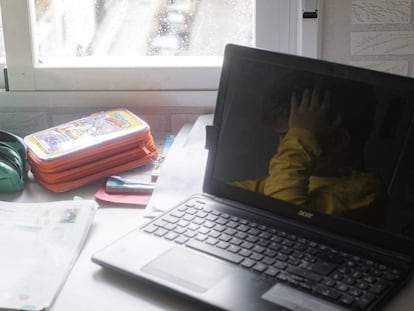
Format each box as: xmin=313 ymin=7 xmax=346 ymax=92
xmin=263 ymin=249 xmax=277 ymax=258
xmin=193 ymin=218 xmax=205 ymax=225
xmin=154 ymin=220 xmax=168 ymax=228
xmin=235 ymin=232 xmax=248 ymax=239
xmin=227 ymin=221 xmax=239 ymax=229
xmin=248 ymin=228 xmax=261 ymax=236
xmin=154 ymin=228 xmax=168 ymax=237
xmin=184 ymin=230 xmax=197 ymax=238
xmin=228 ymin=245 xmax=241 ymax=253
xmin=203 ymin=221 xmax=215 ymax=228
xmin=214 ymin=224 xmax=226 ymax=232
xmin=219 ymin=234 xmax=232 ymax=242
xmin=186 ymin=240 xmax=244 ymax=264
xmin=195 ymin=233 xmax=208 ymax=242
xmin=163 ymin=215 xmax=180 ymax=224
xmin=173 ymin=226 xmax=186 ymax=234
xmin=257 ymin=239 xmax=270 ymax=247
xmin=195 ymin=211 xmax=208 ymax=218
xmin=354 ymin=293 xmax=375 ymax=310
xmin=252 ymin=245 xmax=265 ymax=253
xmin=170 ymin=210 xmax=185 ymax=218
xmin=208 ymin=230 xmax=220 ymax=238
xmin=369 ymin=280 xmax=388 ymax=294
xmin=143 ymin=224 xmax=158 ymax=233
xmin=280 ymin=246 xmax=293 ymax=255
xmin=239 ymin=249 xmax=252 ymax=257
xmin=174 ymin=236 xmax=189 ymax=244
xmin=229 ymin=237 xmax=243 ymax=246
xmin=206 ymin=237 xmax=219 ymax=245
xmin=276 ymin=253 xmax=289 ymax=262
xmin=241 ymin=258 xmax=255 ymax=268
xmin=348 ymin=288 xmax=362 ymax=297
xmin=336 ymin=283 xmax=349 ymax=292
xmin=246 ymin=235 xmax=259 ymax=243
xmin=237 ymin=225 xmax=249 ymax=232
xmin=241 ymin=241 xmax=254 ymax=249
xmin=259 ymin=232 xmax=272 ymax=240
xmin=287 ymin=258 xmax=301 ymax=266
xmin=177 ymin=219 xmax=190 ymax=227
xmin=183 ymin=214 xmax=195 ymax=222
xmin=223 ymin=228 xmax=237 ymax=236
xmin=253 ymin=263 xmax=268 ymax=273
xmin=274 ymin=261 xmax=288 ymax=270
xmin=250 ymin=253 xmax=264 ymax=262
xmin=262 ymin=256 xmax=275 ymax=265
xmin=217 ymin=241 xmax=230 ymax=249
xmin=268 ymin=242 xmax=281 ymax=251
xmin=187 ymin=223 xmax=200 ymax=231
xmin=206 ymin=214 xmax=218 ymax=222
xmin=164 ymin=232 xmax=179 ymax=240
xmin=339 ymin=294 xmax=355 ymax=305
xmin=164 ymin=223 xmax=177 ymax=231
xmin=302 ymin=260 xmax=336 ymax=276
xmin=286 ymin=266 xmax=322 ymax=283
xmin=264 ymin=267 xmax=279 ymax=277
xmin=313 ymin=284 xmax=341 ymax=300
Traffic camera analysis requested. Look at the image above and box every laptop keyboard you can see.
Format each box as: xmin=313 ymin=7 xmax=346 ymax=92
xmin=142 ymin=198 xmax=402 ymax=310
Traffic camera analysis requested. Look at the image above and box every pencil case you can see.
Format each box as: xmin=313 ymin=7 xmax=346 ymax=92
xmin=24 ymin=109 xmax=158 ymax=192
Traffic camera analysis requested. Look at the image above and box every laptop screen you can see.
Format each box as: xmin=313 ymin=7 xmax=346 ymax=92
xmin=205 ymin=44 xmax=414 ymax=254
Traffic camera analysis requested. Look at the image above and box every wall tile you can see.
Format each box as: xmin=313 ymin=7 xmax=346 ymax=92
xmin=351 ymin=31 xmax=414 ymax=55
xmin=352 ymin=0 xmax=411 ymax=24
xmin=350 ymin=60 xmax=409 ymax=75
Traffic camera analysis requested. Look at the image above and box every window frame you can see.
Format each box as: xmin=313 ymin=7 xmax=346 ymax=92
xmin=0 ymin=0 xmax=318 ymax=95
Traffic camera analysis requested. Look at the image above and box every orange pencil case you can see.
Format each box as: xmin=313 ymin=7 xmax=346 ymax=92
xmin=24 ymin=109 xmax=158 ymax=192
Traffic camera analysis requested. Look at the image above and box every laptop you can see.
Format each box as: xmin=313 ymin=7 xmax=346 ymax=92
xmin=92 ymin=44 xmax=414 ymax=311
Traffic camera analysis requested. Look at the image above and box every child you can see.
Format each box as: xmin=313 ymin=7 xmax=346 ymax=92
xmin=234 ymin=72 xmax=384 ymax=219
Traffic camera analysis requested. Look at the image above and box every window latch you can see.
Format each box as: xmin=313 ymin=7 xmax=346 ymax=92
xmin=303 ymin=0 xmax=318 ymax=19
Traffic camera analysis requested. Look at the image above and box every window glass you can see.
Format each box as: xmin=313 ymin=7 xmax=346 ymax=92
xmin=34 ymin=0 xmax=254 ymax=61
xmin=0 ymin=6 xmax=5 ymax=59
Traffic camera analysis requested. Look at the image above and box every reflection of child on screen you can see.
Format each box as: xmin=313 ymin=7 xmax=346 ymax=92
xmin=234 ymin=73 xmax=383 ymax=216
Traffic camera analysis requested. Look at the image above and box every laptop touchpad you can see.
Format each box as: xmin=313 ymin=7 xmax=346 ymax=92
xmin=141 ymin=246 xmax=233 ymax=294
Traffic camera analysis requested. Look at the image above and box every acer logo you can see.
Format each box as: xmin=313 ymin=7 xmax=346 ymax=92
xmin=298 ymin=210 xmax=314 ymax=219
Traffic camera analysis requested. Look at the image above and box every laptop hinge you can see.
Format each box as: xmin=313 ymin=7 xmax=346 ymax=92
xmin=205 ymin=125 xmax=218 ymax=151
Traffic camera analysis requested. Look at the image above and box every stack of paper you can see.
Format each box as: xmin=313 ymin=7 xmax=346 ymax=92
xmin=0 ymin=199 xmax=97 ymax=311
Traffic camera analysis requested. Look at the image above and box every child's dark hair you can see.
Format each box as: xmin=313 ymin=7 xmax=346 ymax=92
xmin=263 ymin=70 xmax=377 ymax=150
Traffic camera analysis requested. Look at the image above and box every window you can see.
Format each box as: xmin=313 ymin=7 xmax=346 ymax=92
xmin=34 ymin=0 xmax=253 ymax=58
xmin=0 ymin=6 xmax=6 ymax=89
xmin=0 ymin=0 xmax=317 ymax=96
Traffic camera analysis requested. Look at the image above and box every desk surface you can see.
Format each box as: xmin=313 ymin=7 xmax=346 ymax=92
xmin=0 ymin=179 xmax=413 ymax=311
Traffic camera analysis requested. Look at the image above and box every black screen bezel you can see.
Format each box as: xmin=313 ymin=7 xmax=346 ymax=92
xmin=203 ymin=44 xmax=414 ymax=257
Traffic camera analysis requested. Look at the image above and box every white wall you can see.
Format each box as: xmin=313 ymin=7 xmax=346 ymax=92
xmin=321 ymin=0 xmax=414 ymax=77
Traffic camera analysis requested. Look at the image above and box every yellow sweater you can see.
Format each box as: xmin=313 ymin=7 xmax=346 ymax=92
xmin=233 ymin=128 xmax=381 ymax=215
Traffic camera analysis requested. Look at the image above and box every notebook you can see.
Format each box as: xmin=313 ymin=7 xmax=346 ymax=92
xmin=92 ymin=44 xmax=414 ymax=311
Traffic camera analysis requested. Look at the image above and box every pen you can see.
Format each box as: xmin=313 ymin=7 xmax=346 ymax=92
xmin=106 ymin=176 xmax=156 ymax=194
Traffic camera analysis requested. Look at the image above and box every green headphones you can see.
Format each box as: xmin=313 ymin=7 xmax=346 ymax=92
xmin=0 ymin=131 xmax=27 ymax=192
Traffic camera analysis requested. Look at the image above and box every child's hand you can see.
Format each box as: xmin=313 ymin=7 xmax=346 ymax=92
xmin=289 ymin=88 xmax=341 ymax=134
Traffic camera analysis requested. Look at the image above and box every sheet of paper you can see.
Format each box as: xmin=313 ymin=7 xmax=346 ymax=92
xmin=145 ymin=115 xmax=213 ymax=217
xmin=0 ymin=199 xmax=97 ymax=311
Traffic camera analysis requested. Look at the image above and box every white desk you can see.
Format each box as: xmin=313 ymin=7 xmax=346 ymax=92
xmin=0 ymin=178 xmax=204 ymax=311
xmin=1 ymin=177 xmax=413 ymax=311
xmin=2 ymin=112 xmax=414 ymax=311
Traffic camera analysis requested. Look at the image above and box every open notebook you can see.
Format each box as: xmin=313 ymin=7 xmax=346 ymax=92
xmin=93 ymin=44 xmax=414 ymax=311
